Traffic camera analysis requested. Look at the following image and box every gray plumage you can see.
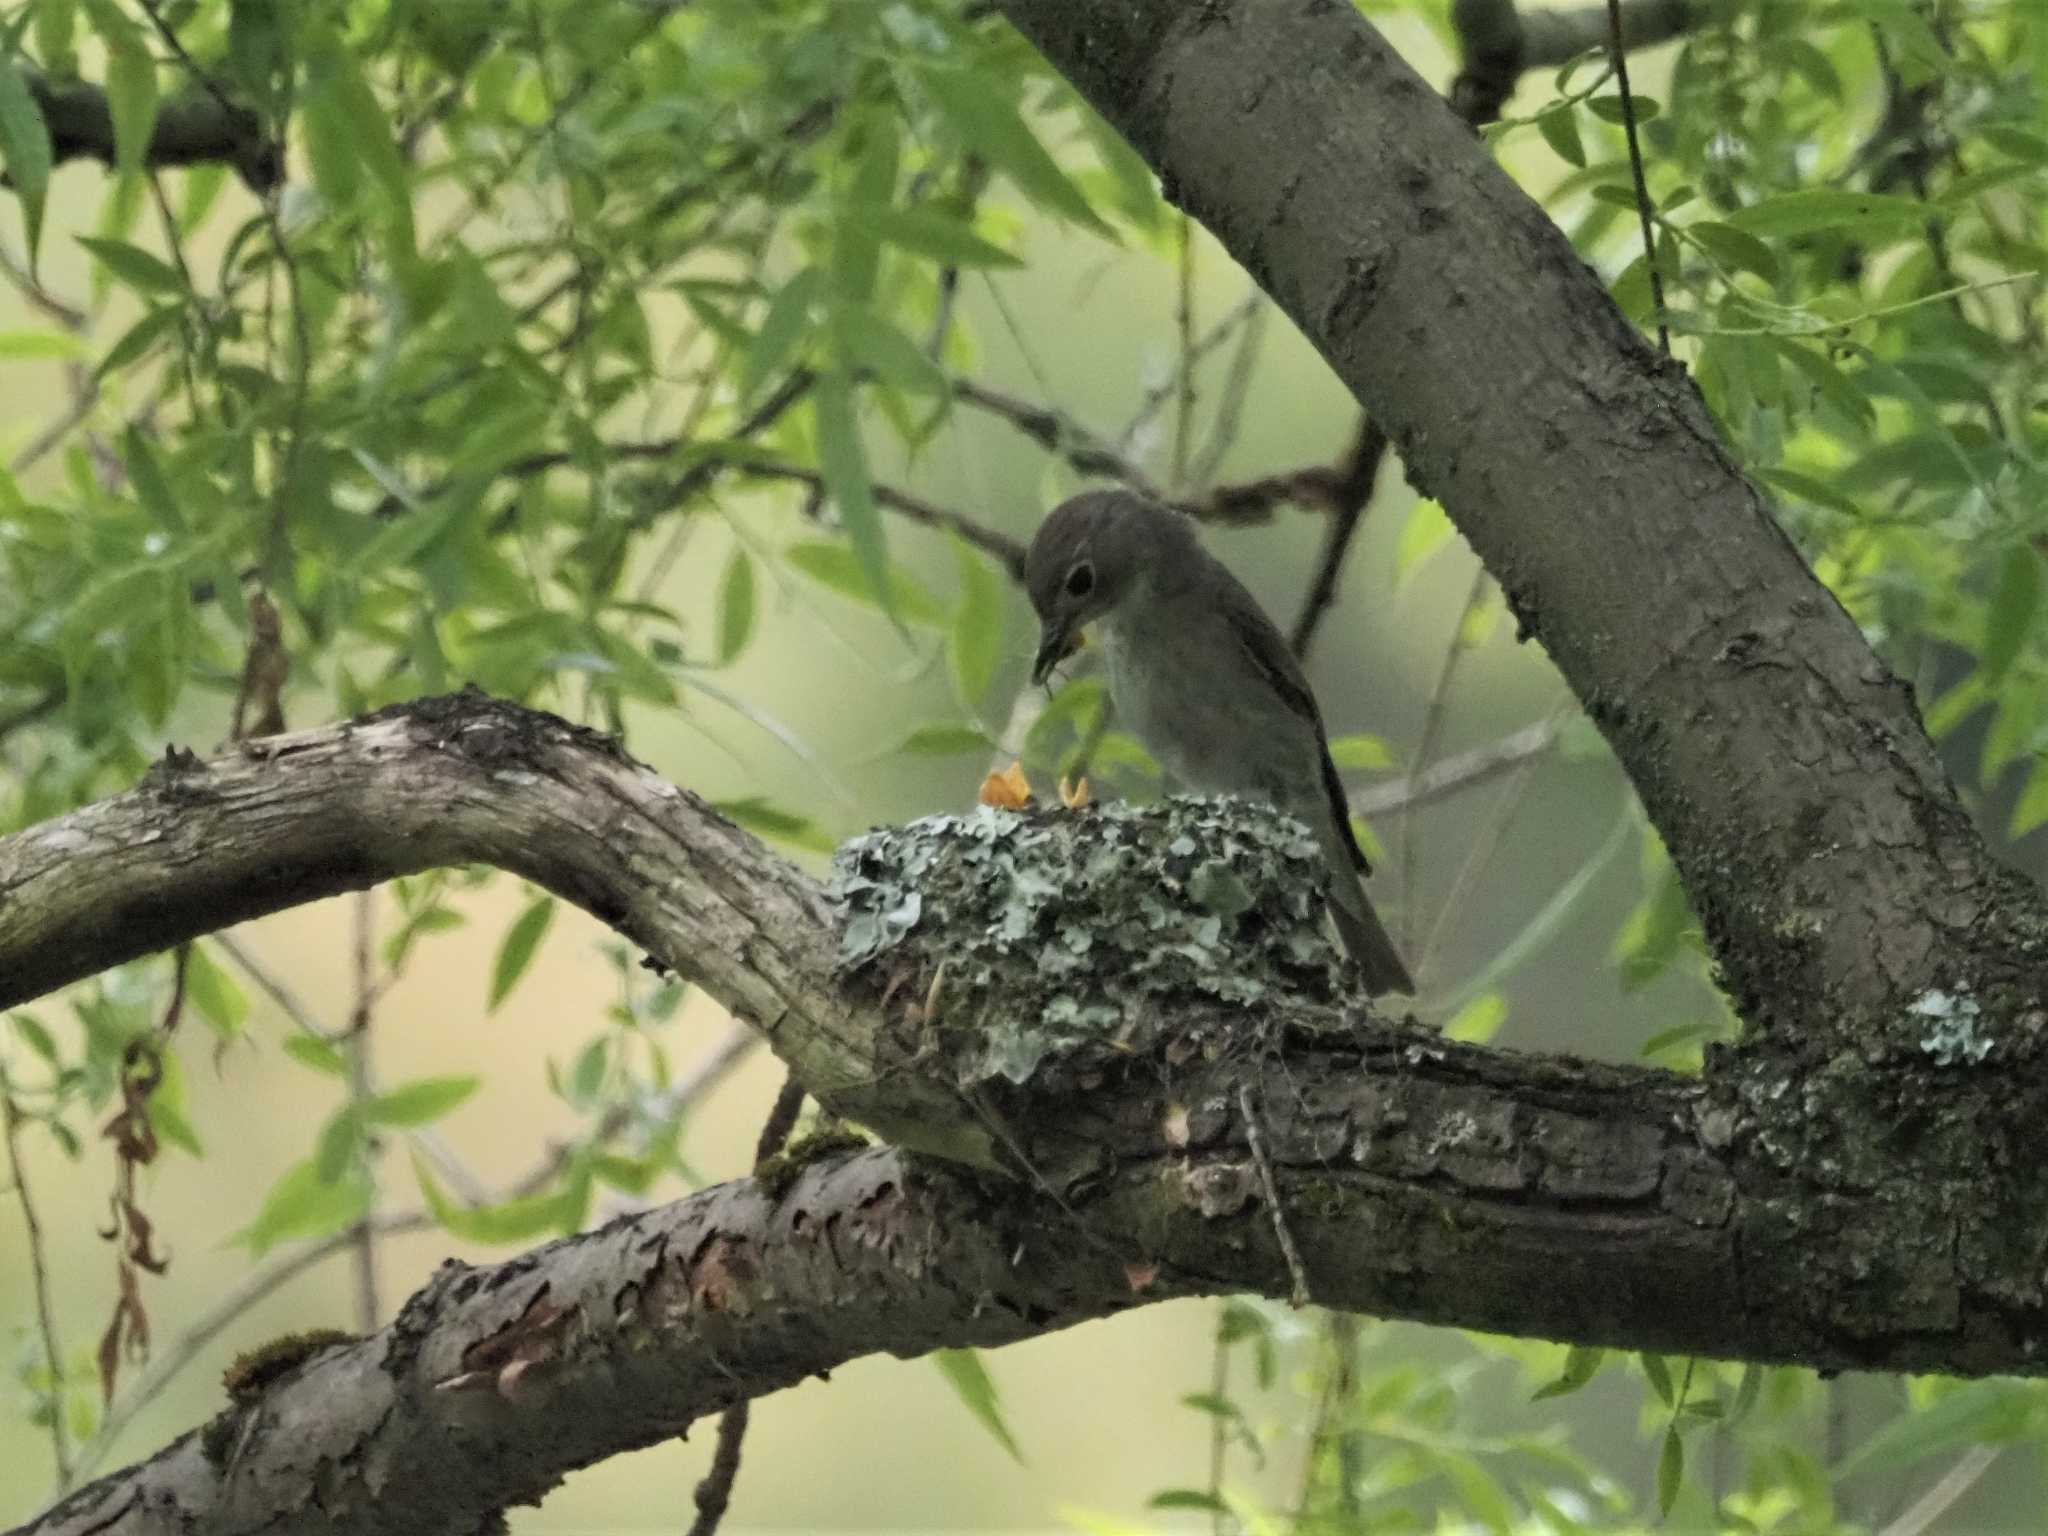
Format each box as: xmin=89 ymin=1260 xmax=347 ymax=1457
xmin=1025 ymin=489 xmax=1414 ymax=996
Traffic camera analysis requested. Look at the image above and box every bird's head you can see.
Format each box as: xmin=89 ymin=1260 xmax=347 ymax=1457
xmin=1024 ymin=490 xmax=1182 ymax=685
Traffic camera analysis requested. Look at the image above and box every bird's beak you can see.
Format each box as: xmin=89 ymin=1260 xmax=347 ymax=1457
xmin=1032 ymin=622 xmax=1081 ymax=686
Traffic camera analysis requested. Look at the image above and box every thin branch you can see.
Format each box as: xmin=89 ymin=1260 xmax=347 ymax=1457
xmin=684 ymin=1071 xmax=808 ymax=1536
xmin=1347 ymin=716 xmax=1562 ymax=817
xmin=1240 ymin=1085 xmax=1309 ymax=1308
xmin=3 ymin=1089 xmax=71 ymax=1484
xmin=1172 ymin=215 xmax=1196 ymax=490
xmin=345 ymin=891 xmax=381 ymax=1331
xmin=1397 ymin=568 xmax=1492 ymax=951
xmin=1289 ymin=417 xmax=1392 ymax=659
xmin=1117 ymin=291 xmax=1264 ymax=454
xmin=731 ymin=459 xmax=1028 ymax=578
xmin=1877 ymin=1446 xmax=2002 ymax=1536
xmin=1186 ymin=296 xmax=1270 ymax=490
xmin=952 ymin=377 xmax=1161 ymax=495
xmin=1607 ymin=0 xmax=1669 ymax=353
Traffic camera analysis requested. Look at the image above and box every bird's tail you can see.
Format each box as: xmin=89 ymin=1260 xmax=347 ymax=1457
xmin=1310 ymin=811 xmax=1414 ymax=994
xmin=1327 ymin=881 xmax=1415 ymax=996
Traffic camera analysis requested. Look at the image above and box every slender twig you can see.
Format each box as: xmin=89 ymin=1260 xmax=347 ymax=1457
xmin=1289 ymin=418 xmax=1391 ymax=659
xmin=3 ymin=1088 xmax=71 ymax=1484
xmin=1206 ymin=1311 xmax=1231 ymax=1536
xmin=1172 ymin=215 xmax=1196 ymax=489
xmin=345 ymin=891 xmax=381 ymax=1331
xmin=1117 ymin=291 xmax=1264 ymax=454
xmin=1187 ymin=297 xmax=1269 ymax=490
xmin=1348 ymin=717 xmax=1562 ymax=817
xmin=731 ymin=460 xmax=1028 ymax=578
xmin=685 ymin=1070 xmax=807 ymax=1536
xmin=1878 ymin=1445 xmax=2002 ymax=1536
xmin=1398 ymin=569 xmax=1492 ymax=951
xmin=1239 ymin=1085 xmax=1309 ymax=1307
xmin=1415 ymin=703 xmax=1573 ymax=982
xmin=1329 ymin=1314 xmax=1364 ymax=1517
xmin=952 ymin=377 xmax=1160 ymax=495
xmin=212 ymin=932 xmax=336 ymax=1043
xmin=1607 ymin=0 xmax=1669 ymax=353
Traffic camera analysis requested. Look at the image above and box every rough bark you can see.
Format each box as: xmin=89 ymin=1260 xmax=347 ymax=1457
xmin=5 ymin=692 xmax=2048 ymax=1532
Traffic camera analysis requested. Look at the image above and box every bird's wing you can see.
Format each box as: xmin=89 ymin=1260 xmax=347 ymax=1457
xmin=1222 ymin=597 xmax=1372 ymax=875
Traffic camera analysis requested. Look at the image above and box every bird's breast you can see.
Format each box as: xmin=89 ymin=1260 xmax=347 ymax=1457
xmin=1099 ymin=608 xmax=1319 ymax=811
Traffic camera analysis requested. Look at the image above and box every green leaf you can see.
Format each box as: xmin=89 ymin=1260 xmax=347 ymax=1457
xmin=489 ymin=897 xmax=555 ymax=1012
xmin=1639 ymin=1351 xmax=1675 ymax=1405
xmin=812 ymin=369 xmax=892 ymax=622
xmin=10 ymin=1012 xmax=59 ymax=1064
xmin=862 ymin=205 xmax=1022 ymax=268
xmin=1684 ymin=221 xmax=1780 ymax=285
xmin=784 ymin=539 xmax=947 ymax=626
xmin=94 ymin=304 xmax=183 ymax=380
xmin=1445 ymin=991 xmax=1507 ymax=1043
xmin=183 ymin=944 xmax=248 ymax=1037
xmin=0 ymin=53 xmax=53 ymax=268
xmin=1394 ymin=499 xmax=1454 ymax=586
xmin=1147 ymin=1490 xmax=1229 ymax=1513
xmin=1585 ymin=92 xmax=1658 ymax=124
xmin=715 ymin=547 xmax=756 ymax=665
xmin=363 ymin=1074 xmax=480 ymax=1128
xmin=123 ymin=426 xmax=184 ymax=532
xmin=1327 ymin=732 xmax=1393 ymax=771
xmin=833 ymin=116 xmax=900 ymax=302
xmin=2010 ymin=758 xmax=2048 ymax=840
xmin=948 ymin=537 xmax=1005 ymax=715
xmin=1535 ymin=104 xmax=1586 ymax=169
xmin=314 ymin=1106 xmax=360 ymax=1183
xmin=742 ymin=267 xmax=821 ymax=404
xmin=300 ymin=29 xmax=363 ymax=212
xmin=75 ymin=235 xmax=185 ymax=296
xmin=283 ymin=1033 xmax=348 ymax=1077
xmin=1981 ymin=546 xmax=2043 ymax=683
xmin=411 ymin=1151 xmax=579 ymax=1244
xmin=1725 ymin=190 xmax=1932 ymax=239
xmin=1756 ymin=466 xmax=1863 ymax=520
xmin=713 ymin=796 xmax=836 ymax=855
xmin=1656 ymin=1426 xmax=1684 ymax=1516
xmin=932 ymin=1348 xmax=1024 ymax=1463
xmin=835 ymin=303 xmax=946 ymax=397
xmin=921 ymin=67 xmax=1111 ymax=236
xmin=84 ymin=0 xmax=157 ymax=179
xmin=883 ymin=723 xmax=995 ymax=757
xmin=237 ymin=1157 xmax=372 ymax=1255
xmin=1840 ymin=1380 xmax=2042 ymax=1477
xmin=1533 ymin=1345 xmax=1604 ymax=1401
xmin=1439 ymin=1450 xmax=1516 ymax=1535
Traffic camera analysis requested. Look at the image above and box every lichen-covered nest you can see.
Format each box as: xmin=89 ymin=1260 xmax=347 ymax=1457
xmin=828 ymin=795 xmax=1353 ymax=1087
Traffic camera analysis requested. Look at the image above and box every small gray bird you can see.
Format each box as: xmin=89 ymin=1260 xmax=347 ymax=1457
xmin=1026 ymin=489 xmax=1414 ymax=995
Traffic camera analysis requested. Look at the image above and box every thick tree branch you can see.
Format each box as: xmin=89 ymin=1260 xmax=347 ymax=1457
xmin=7 ymin=692 xmax=2048 ymax=1529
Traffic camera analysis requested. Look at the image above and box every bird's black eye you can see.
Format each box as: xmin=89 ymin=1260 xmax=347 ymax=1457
xmin=1065 ymin=562 xmax=1095 ymax=599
